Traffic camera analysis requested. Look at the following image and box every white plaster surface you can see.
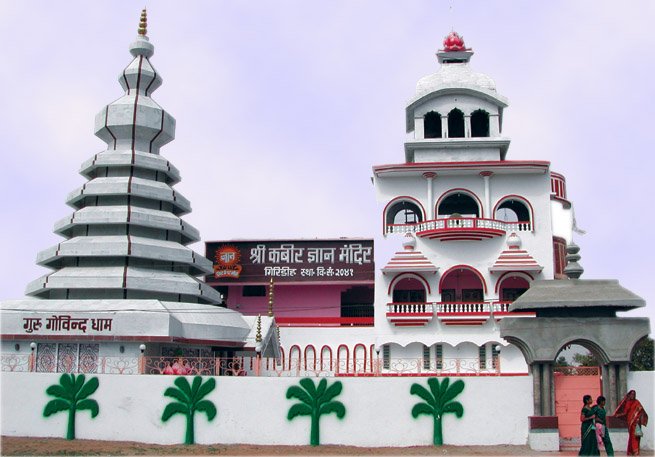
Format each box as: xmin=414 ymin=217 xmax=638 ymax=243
xmin=528 ymin=431 xmax=559 ymax=451
xmin=1 ymin=372 xmax=532 ymax=446
xmin=627 ymin=371 xmax=654 ymax=450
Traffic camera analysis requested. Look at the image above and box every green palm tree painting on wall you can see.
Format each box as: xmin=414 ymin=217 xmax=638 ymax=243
xmin=286 ymin=378 xmax=346 ymax=446
xmin=410 ymin=377 xmax=465 ymax=446
xmin=43 ymin=373 xmax=100 ymax=440
xmin=161 ymin=376 xmax=217 ymax=445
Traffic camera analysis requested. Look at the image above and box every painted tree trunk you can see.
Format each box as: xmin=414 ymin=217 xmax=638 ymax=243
xmin=310 ymin=413 xmax=320 ymax=446
xmin=67 ymin=407 xmax=76 ymax=440
xmin=185 ymin=413 xmax=195 ymax=445
xmin=433 ymin=417 xmax=443 ymax=446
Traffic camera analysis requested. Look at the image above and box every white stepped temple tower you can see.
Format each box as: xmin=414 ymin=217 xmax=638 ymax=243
xmin=1 ymin=11 xmax=276 ymax=370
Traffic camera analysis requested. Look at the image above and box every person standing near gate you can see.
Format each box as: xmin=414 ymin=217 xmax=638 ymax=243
xmin=579 ymin=394 xmax=600 ymax=456
xmin=593 ymin=396 xmax=614 ymax=456
xmin=614 ymin=390 xmax=649 ymax=455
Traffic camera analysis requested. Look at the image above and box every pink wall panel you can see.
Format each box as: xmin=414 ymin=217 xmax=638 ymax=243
xmin=225 ymin=285 xmax=347 ymax=317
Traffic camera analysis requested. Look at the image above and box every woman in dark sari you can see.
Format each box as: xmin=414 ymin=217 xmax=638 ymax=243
xmin=579 ymin=394 xmax=599 ymax=456
xmin=614 ymin=390 xmax=649 ymax=455
xmin=593 ymin=396 xmax=613 ymax=456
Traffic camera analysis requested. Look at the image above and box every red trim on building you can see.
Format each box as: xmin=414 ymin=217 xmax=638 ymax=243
xmin=337 ymin=344 xmax=349 ymax=374
xmin=435 ymin=188 xmax=484 ymax=218
xmin=383 ymin=196 xmax=427 ymax=235
xmin=388 ymin=272 xmax=432 ymax=295
xmin=353 ymin=343 xmax=367 ymax=373
xmin=288 ymin=345 xmax=301 ymax=371
xmin=304 ymin=345 xmax=316 ymax=370
xmin=373 ymin=160 xmax=551 ymax=175
xmin=494 ymin=271 xmax=534 ymax=293
xmin=491 ymin=194 xmax=535 ymax=230
xmin=320 ymin=345 xmax=333 ymax=371
xmin=438 ymin=264 xmax=488 ymax=293
xmin=276 ymin=317 xmax=373 ymax=327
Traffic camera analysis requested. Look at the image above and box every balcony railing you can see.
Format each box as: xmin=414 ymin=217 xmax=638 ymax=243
xmin=386 ymin=217 xmax=532 ymax=239
xmin=386 ymin=302 xmax=436 ymax=314
xmin=436 ymin=301 xmax=510 ymax=313
xmin=385 ymin=301 xmax=517 ymax=326
xmin=1 ymin=354 xmax=503 ymax=377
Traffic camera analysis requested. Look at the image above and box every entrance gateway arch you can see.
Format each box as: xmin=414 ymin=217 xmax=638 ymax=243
xmin=499 ymin=277 xmax=649 ymax=446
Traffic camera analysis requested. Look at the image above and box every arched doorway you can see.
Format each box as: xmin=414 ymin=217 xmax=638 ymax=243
xmin=553 ymin=343 xmax=603 ymax=441
xmin=439 ymin=267 xmax=485 ymax=303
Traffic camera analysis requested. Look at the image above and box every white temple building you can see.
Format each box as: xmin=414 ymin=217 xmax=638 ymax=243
xmin=0 ymin=11 xmax=277 ymax=373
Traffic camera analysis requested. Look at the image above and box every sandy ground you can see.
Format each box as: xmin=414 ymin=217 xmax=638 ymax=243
xmin=5 ymin=436 xmax=645 ymax=456
xmin=3 ymin=436 xmax=654 ymax=456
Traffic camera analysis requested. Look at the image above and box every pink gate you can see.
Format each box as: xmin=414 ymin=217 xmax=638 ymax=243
xmin=554 ymin=366 xmax=601 ymax=439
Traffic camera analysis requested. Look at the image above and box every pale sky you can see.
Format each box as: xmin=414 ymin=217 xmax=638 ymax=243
xmin=1 ymin=1 xmax=653 ymax=321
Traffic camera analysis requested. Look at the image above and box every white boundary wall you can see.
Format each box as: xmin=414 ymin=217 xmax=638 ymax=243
xmin=627 ymin=371 xmax=654 ymax=451
xmin=1 ymin=373 xmax=532 ymax=446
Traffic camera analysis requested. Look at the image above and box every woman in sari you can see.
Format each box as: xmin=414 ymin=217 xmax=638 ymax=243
xmin=593 ymin=396 xmax=613 ymax=456
xmin=580 ymin=394 xmax=600 ymax=456
xmin=614 ymin=390 xmax=649 ymax=455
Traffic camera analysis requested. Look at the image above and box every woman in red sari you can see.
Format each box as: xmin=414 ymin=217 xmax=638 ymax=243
xmin=614 ymin=390 xmax=649 ymax=455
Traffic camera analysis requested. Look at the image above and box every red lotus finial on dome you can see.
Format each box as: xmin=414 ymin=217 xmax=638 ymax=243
xmin=442 ymin=31 xmax=467 ymax=52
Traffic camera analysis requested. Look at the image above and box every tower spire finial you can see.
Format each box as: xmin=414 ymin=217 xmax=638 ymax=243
xmin=138 ymin=8 xmax=148 ymax=36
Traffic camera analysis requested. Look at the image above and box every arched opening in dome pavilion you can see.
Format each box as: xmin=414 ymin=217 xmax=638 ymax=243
xmin=439 ymin=267 xmax=485 ymax=303
xmin=424 ymin=111 xmax=442 ymax=138
xmin=471 ymin=109 xmax=490 ymax=137
xmin=386 ymin=199 xmax=424 ymax=226
xmin=447 ymin=108 xmax=465 ymax=138
xmin=437 ymin=191 xmax=480 ymax=218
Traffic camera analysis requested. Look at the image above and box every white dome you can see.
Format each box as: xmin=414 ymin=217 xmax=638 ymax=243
xmin=415 ymin=62 xmax=497 ymax=97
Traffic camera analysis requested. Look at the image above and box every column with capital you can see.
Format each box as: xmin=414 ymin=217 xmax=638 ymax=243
xmin=480 ymin=171 xmax=494 ymax=218
xmin=423 ymin=172 xmax=436 ymax=220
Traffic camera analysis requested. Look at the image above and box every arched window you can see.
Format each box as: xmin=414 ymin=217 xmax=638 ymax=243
xmin=471 ymin=109 xmax=490 ymax=137
xmin=424 ymin=111 xmax=442 ymax=138
xmin=304 ymin=345 xmax=316 ymax=370
xmin=498 ymin=275 xmax=530 ymax=302
xmin=386 ymin=200 xmax=423 ymax=225
xmin=448 ymin=108 xmax=465 ymax=138
xmin=494 ymin=197 xmax=532 ymax=231
xmin=391 ymin=276 xmax=427 ymax=303
xmin=437 ymin=192 xmax=480 ymax=218
xmin=439 ymin=267 xmax=485 ymax=302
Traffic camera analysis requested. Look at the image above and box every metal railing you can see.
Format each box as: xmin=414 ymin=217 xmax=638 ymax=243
xmin=2 ymin=354 xmax=502 ymax=377
xmin=386 ymin=217 xmax=532 ymax=235
xmin=386 ymin=301 xmax=510 ymax=315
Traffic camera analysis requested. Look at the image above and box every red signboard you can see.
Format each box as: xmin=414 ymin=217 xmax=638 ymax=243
xmin=205 ymin=239 xmax=374 ymax=284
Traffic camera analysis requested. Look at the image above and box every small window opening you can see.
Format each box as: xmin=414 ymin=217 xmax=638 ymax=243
xmin=436 ymin=344 xmax=443 ymax=370
xmin=479 ymin=344 xmax=487 ymax=370
xmin=422 ymin=345 xmax=431 ymax=369
xmin=448 ymin=108 xmax=465 ymax=138
xmin=471 ymin=109 xmax=490 ymax=137
xmin=424 ymin=111 xmax=442 ymax=138
xmin=382 ymin=345 xmax=390 ymax=369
